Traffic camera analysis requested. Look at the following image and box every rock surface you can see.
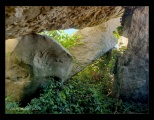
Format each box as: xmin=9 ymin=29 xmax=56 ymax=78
xmin=69 ymin=17 xmax=120 ymax=77
xmin=5 ymin=39 xmax=20 ymax=53
xmin=5 ymin=6 xmax=124 ymax=39
xmin=5 ymin=34 xmax=73 ymax=102
xmin=112 ymin=6 xmax=149 ymax=103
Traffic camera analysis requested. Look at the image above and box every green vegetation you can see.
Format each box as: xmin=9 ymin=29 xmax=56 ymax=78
xmin=39 ymin=30 xmax=83 ymax=50
xmin=5 ymin=30 xmax=148 ymax=114
xmin=113 ymin=26 xmax=123 ymax=40
xmin=5 ymin=96 xmax=30 ymax=114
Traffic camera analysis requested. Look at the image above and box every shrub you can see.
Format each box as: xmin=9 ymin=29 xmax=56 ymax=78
xmin=39 ymin=30 xmax=83 ymax=50
xmin=24 ymin=77 xmax=117 ymax=114
xmin=5 ymin=96 xmax=31 ymax=114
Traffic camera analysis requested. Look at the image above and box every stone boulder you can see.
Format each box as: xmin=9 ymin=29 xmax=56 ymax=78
xmin=112 ymin=6 xmax=149 ymax=103
xmin=5 ymin=33 xmax=73 ymax=102
xmin=69 ymin=17 xmax=121 ymax=77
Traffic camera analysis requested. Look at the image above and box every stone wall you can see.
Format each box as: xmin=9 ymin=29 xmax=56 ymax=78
xmin=112 ymin=6 xmax=149 ymax=103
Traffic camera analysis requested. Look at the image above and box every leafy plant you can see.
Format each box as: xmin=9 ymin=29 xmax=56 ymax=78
xmin=39 ymin=30 xmax=83 ymax=50
xmin=23 ymin=77 xmax=117 ymax=114
xmin=5 ymin=96 xmax=31 ymax=114
xmin=113 ymin=26 xmax=123 ymax=40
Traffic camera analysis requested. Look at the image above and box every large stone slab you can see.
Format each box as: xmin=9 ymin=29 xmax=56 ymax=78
xmin=5 ymin=6 xmax=124 ymax=39
xmin=69 ymin=17 xmax=120 ymax=77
